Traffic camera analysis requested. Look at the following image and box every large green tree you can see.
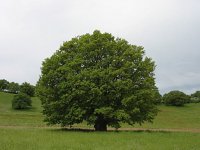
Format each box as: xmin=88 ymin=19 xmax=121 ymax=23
xmin=37 ymin=30 xmax=158 ymax=131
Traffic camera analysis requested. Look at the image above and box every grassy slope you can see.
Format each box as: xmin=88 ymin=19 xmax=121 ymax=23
xmin=1 ymin=92 xmax=200 ymax=129
xmin=0 ymin=92 xmax=44 ymax=126
xmin=1 ymin=92 xmax=200 ymax=149
xmin=132 ymin=104 xmax=200 ymax=129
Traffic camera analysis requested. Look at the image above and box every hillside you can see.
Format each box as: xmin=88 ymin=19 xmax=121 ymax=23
xmin=0 ymin=92 xmax=44 ymax=126
xmin=0 ymin=92 xmax=200 ymax=130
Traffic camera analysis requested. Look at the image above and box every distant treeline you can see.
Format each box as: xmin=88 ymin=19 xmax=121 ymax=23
xmin=0 ymin=79 xmax=35 ymax=97
xmin=161 ymin=90 xmax=200 ymax=106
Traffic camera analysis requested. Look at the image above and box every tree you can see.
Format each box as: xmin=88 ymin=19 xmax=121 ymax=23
xmin=0 ymin=79 xmax=9 ymax=91
xmin=37 ymin=30 xmax=158 ymax=131
xmin=153 ymin=88 xmax=162 ymax=104
xmin=12 ymin=93 xmax=32 ymax=109
xmin=20 ymin=82 xmax=35 ymax=97
xmin=191 ymin=91 xmax=200 ymax=98
xmin=8 ymin=82 xmax=20 ymax=94
xmin=190 ymin=91 xmax=200 ymax=103
xmin=163 ymin=90 xmax=189 ymax=106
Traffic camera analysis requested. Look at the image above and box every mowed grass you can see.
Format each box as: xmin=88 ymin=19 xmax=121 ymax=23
xmin=1 ymin=128 xmax=200 ymax=150
xmin=1 ymin=92 xmax=200 ymax=149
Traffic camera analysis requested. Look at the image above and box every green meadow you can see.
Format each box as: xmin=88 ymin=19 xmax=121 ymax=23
xmin=0 ymin=92 xmax=200 ymax=150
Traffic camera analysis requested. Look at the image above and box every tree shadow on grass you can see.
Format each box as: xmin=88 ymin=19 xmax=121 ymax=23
xmin=49 ymin=127 xmax=171 ymax=133
xmin=50 ymin=127 xmax=95 ymax=133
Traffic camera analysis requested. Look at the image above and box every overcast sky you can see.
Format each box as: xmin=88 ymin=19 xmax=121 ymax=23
xmin=0 ymin=0 xmax=200 ymax=94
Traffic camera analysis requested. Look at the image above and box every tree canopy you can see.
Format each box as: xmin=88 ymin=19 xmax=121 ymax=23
xmin=0 ymin=79 xmax=9 ymax=91
xmin=0 ymin=79 xmax=35 ymax=95
xmin=190 ymin=91 xmax=200 ymax=103
xmin=20 ymin=82 xmax=35 ymax=97
xmin=163 ymin=90 xmax=189 ymax=106
xmin=37 ymin=30 xmax=158 ymax=131
xmin=191 ymin=91 xmax=200 ymax=98
xmin=8 ymin=82 xmax=20 ymax=94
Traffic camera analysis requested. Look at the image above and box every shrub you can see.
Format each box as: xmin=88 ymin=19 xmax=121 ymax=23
xmin=12 ymin=93 xmax=32 ymax=109
xmin=0 ymin=79 xmax=9 ymax=91
xmin=163 ymin=90 xmax=189 ymax=106
xmin=191 ymin=91 xmax=200 ymax=98
xmin=190 ymin=97 xmax=200 ymax=103
xmin=190 ymin=91 xmax=200 ymax=103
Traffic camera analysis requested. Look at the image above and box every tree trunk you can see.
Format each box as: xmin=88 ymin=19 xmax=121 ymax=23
xmin=94 ymin=119 xmax=107 ymax=131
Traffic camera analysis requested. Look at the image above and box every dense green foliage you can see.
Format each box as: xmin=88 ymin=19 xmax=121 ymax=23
xmin=0 ymin=79 xmax=9 ymax=91
xmin=191 ymin=91 xmax=200 ymax=98
xmin=12 ymin=93 xmax=32 ymax=109
xmin=8 ymin=82 xmax=20 ymax=94
xmin=0 ymin=79 xmax=35 ymax=95
xmin=163 ymin=90 xmax=189 ymax=106
xmin=153 ymin=88 xmax=162 ymax=104
xmin=37 ymin=30 xmax=158 ymax=131
xmin=20 ymin=82 xmax=35 ymax=97
xmin=190 ymin=91 xmax=200 ymax=103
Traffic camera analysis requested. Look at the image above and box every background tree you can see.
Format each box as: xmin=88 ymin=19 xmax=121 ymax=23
xmin=191 ymin=91 xmax=200 ymax=98
xmin=163 ymin=90 xmax=189 ymax=106
xmin=190 ymin=91 xmax=200 ymax=103
xmin=37 ymin=30 xmax=158 ymax=131
xmin=20 ymin=82 xmax=35 ymax=97
xmin=12 ymin=93 xmax=32 ymax=109
xmin=8 ymin=82 xmax=20 ymax=94
xmin=153 ymin=88 xmax=162 ymax=104
xmin=0 ymin=79 xmax=9 ymax=91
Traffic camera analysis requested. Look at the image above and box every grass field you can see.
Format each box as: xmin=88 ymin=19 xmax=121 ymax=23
xmin=0 ymin=92 xmax=44 ymax=126
xmin=1 ymin=128 xmax=200 ymax=150
xmin=0 ymin=92 xmax=200 ymax=149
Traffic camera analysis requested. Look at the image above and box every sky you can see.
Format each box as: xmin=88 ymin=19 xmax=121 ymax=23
xmin=0 ymin=0 xmax=200 ymax=94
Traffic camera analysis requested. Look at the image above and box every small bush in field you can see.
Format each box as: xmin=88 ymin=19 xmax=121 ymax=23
xmin=190 ymin=97 xmax=200 ymax=103
xmin=163 ymin=90 xmax=189 ymax=106
xmin=12 ymin=93 xmax=32 ymax=109
xmin=190 ymin=91 xmax=200 ymax=103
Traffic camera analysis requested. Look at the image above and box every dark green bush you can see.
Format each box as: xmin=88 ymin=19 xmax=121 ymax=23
xmin=163 ymin=90 xmax=189 ymax=106
xmin=190 ymin=91 xmax=200 ymax=103
xmin=12 ymin=93 xmax=32 ymax=109
xmin=191 ymin=91 xmax=200 ymax=98
xmin=190 ymin=97 xmax=200 ymax=103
